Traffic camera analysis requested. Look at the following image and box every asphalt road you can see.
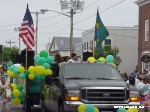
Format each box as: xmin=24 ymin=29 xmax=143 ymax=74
xmin=11 ymin=105 xmax=41 ymax=112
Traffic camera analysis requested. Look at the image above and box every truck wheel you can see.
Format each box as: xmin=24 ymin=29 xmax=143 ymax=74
xmin=58 ymin=104 xmax=65 ymax=112
xmin=23 ymin=102 xmax=26 ymax=111
xmin=41 ymin=102 xmax=49 ymax=112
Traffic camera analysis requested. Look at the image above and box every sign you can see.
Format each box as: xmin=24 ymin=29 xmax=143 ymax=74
xmin=141 ymin=54 xmax=150 ymax=63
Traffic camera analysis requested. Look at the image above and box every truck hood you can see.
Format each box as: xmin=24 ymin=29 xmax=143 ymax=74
xmin=65 ymin=79 xmax=128 ymax=90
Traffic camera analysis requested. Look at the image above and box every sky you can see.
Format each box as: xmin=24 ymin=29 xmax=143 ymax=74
xmin=0 ymin=0 xmax=139 ymax=53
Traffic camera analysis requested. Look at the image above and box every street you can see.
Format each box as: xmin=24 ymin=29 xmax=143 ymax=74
xmin=11 ymin=105 xmax=41 ymax=112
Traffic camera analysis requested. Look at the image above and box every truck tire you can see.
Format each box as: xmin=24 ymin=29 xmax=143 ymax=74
xmin=41 ymin=101 xmax=50 ymax=112
xmin=58 ymin=104 xmax=65 ymax=112
xmin=25 ymin=100 xmax=32 ymax=112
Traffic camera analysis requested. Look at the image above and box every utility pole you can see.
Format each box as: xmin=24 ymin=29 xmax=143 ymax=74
xmin=14 ymin=27 xmax=21 ymax=53
xmin=60 ymin=0 xmax=84 ymax=56
xmin=6 ymin=39 xmax=15 ymax=48
xmin=31 ymin=11 xmax=43 ymax=55
xmin=70 ymin=9 xmax=74 ymax=56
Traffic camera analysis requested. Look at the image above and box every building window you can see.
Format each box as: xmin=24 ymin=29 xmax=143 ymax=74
xmin=87 ymin=42 xmax=88 ymax=51
xmin=144 ymin=62 xmax=150 ymax=69
xmin=92 ymin=40 xmax=93 ymax=51
xmin=54 ymin=41 xmax=55 ymax=49
xmin=145 ymin=20 xmax=149 ymax=41
xmin=84 ymin=42 xmax=86 ymax=50
xmin=104 ymin=39 xmax=111 ymax=46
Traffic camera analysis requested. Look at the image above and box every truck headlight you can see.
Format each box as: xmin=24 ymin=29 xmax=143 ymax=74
xmin=129 ymin=91 xmax=139 ymax=102
xmin=65 ymin=90 xmax=80 ymax=101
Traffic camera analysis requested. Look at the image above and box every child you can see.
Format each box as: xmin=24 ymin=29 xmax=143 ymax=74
xmin=0 ymin=77 xmax=11 ymax=112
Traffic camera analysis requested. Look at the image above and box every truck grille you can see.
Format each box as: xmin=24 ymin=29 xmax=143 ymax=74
xmin=80 ymin=87 xmax=129 ymax=104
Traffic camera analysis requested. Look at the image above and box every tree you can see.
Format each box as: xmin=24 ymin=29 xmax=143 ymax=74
xmin=1 ymin=46 xmax=19 ymax=61
xmin=94 ymin=46 xmax=121 ymax=65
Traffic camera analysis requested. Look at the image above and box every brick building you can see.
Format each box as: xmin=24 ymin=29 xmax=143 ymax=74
xmin=136 ymin=0 xmax=150 ymax=72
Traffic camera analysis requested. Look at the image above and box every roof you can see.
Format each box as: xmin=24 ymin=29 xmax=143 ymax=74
xmin=135 ymin=0 xmax=150 ymax=7
xmin=49 ymin=36 xmax=82 ymax=51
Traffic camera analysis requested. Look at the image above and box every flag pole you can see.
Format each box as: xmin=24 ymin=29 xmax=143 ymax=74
xmin=26 ymin=47 xmax=28 ymax=70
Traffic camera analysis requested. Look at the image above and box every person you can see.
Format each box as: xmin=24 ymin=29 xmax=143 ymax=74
xmin=0 ymin=67 xmax=9 ymax=85
xmin=68 ymin=53 xmax=78 ymax=62
xmin=54 ymin=52 xmax=64 ymax=64
xmin=135 ymin=70 xmax=142 ymax=87
xmin=136 ymin=74 xmax=150 ymax=112
xmin=52 ymin=53 xmax=64 ymax=77
xmin=0 ymin=77 xmax=11 ymax=112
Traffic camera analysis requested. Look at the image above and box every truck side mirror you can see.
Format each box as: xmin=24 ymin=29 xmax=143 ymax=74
xmin=45 ymin=75 xmax=53 ymax=85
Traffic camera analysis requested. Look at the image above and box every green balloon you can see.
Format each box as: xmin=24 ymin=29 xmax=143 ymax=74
xmin=106 ymin=55 xmax=115 ymax=63
xmin=34 ymin=55 xmax=40 ymax=61
xmin=40 ymin=50 xmax=49 ymax=58
xmin=9 ymin=66 xmax=15 ymax=71
xmin=17 ymin=85 xmax=23 ymax=91
xmin=20 ymin=97 xmax=25 ymax=102
xmin=25 ymin=70 xmax=30 ymax=76
xmin=117 ymin=108 xmax=126 ymax=112
xmin=39 ymin=57 xmax=46 ymax=65
xmin=43 ymin=63 xmax=50 ymax=69
xmin=19 ymin=73 xmax=26 ymax=79
xmin=40 ymin=75 xmax=45 ymax=81
xmin=35 ymin=57 xmax=46 ymax=65
xmin=7 ymin=61 xmax=13 ymax=67
xmin=14 ymin=69 xmax=20 ymax=74
xmin=85 ymin=104 xmax=95 ymax=112
xmin=46 ymin=56 xmax=54 ymax=65
xmin=19 ymin=91 xmax=24 ymax=98
xmin=96 ymin=59 xmax=101 ymax=63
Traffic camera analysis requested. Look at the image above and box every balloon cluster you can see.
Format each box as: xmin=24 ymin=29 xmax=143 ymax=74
xmin=117 ymin=108 xmax=138 ymax=112
xmin=78 ymin=104 xmax=99 ymax=112
xmin=32 ymin=50 xmax=54 ymax=80
xmin=7 ymin=64 xmax=26 ymax=79
xmin=10 ymin=83 xmax=24 ymax=105
xmin=87 ymin=55 xmax=116 ymax=68
xmin=6 ymin=50 xmax=54 ymax=105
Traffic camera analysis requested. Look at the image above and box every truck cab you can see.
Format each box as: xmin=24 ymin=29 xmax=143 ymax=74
xmin=41 ymin=62 xmax=140 ymax=112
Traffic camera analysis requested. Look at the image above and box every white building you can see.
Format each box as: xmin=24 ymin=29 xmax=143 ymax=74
xmin=82 ymin=26 xmax=138 ymax=74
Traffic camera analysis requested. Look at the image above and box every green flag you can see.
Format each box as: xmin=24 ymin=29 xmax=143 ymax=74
xmin=94 ymin=9 xmax=109 ymax=54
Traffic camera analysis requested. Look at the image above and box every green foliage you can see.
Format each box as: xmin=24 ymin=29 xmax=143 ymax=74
xmin=94 ymin=46 xmax=120 ymax=65
xmin=1 ymin=46 xmax=19 ymax=61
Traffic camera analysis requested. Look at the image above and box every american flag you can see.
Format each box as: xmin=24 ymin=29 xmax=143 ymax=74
xmin=19 ymin=4 xmax=35 ymax=50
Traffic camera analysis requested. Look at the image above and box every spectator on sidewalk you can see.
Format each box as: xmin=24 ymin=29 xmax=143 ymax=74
xmin=0 ymin=67 xmax=10 ymax=85
xmin=136 ymin=74 xmax=150 ymax=112
xmin=0 ymin=77 xmax=11 ymax=112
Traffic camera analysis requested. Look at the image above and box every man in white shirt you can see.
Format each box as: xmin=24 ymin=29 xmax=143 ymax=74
xmin=136 ymin=74 xmax=150 ymax=112
xmin=68 ymin=53 xmax=78 ymax=63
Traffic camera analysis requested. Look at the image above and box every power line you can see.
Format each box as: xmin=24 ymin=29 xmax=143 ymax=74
xmin=74 ymin=0 xmax=126 ymax=25
xmin=40 ymin=0 xmax=126 ymax=35
xmin=84 ymin=0 xmax=100 ymax=9
xmin=40 ymin=25 xmax=70 ymax=36
xmin=39 ymin=17 xmax=68 ymax=29
xmin=0 ymin=0 xmax=127 ymax=37
xmin=38 ymin=15 xmax=61 ymax=21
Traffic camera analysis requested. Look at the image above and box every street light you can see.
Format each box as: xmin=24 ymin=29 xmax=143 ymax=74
xmin=41 ymin=0 xmax=84 ymax=56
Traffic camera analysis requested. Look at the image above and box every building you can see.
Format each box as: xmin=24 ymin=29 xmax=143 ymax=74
xmin=49 ymin=36 xmax=81 ymax=57
xmin=82 ymin=26 xmax=138 ymax=74
xmin=135 ymin=0 xmax=150 ymax=72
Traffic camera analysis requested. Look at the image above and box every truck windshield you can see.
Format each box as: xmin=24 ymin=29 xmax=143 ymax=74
xmin=64 ymin=63 xmax=122 ymax=80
